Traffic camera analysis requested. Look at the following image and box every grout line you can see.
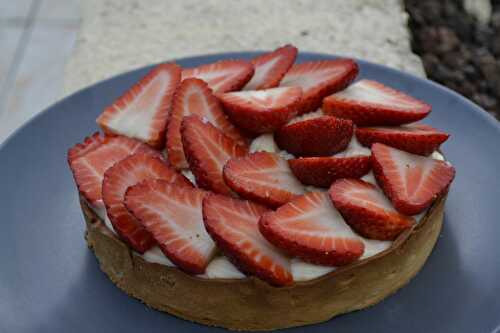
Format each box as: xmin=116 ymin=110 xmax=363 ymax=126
xmin=0 ymin=0 xmax=41 ymax=115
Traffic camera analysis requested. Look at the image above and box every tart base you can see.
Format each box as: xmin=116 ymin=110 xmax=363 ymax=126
xmin=82 ymin=194 xmax=446 ymax=331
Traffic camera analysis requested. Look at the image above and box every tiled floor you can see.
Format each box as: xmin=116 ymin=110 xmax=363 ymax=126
xmin=0 ymin=0 xmax=80 ymax=144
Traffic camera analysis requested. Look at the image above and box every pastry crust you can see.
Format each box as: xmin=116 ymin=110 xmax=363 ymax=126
xmin=82 ymin=194 xmax=446 ymax=331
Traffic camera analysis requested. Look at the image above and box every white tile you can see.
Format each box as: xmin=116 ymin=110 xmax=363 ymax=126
xmin=0 ymin=24 xmax=24 ymax=89
xmin=0 ymin=20 xmax=79 ymax=143
xmin=0 ymin=0 xmax=33 ymax=18
xmin=37 ymin=0 xmax=80 ymax=21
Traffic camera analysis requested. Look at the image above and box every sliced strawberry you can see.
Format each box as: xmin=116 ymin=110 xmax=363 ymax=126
xmin=274 ymin=116 xmax=353 ymax=156
xmin=355 ymin=123 xmax=449 ymax=156
xmin=223 ymin=152 xmax=305 ymax=208
xmin=323 ymin=79 xmax=431 ymax=126
xmin=124 ymin=180 xmax=216 ymax=274
xmin=289 ymin=155 xmax=371 ymax=188
xmin=67 ymin=132 xmax=105 ymax=163
xmin=102 ymin=154 xmax=192 ymax=253
xmin=166 ymin=78 xmax=247 ymax=169
xmin=218 ymin=87 xmax=302 ymax=134
xmin=371 ymin=143 xmax=455 ymax=215
xmin=202 ymin=194 xmax=293 ymax=286
xmin=181 ymin=115 xmax=248 ymax=195
xmin=68 ymin=135 xmax=160 ymax=204
xmin=182 ymin=59 xmax=254 ymax=94
xmin=280 ymin=58 xmax=358 ymax=114
xmin=329 ymin=179 xmax=415 ymax=240
xmin=243 ymin=44 xmax=298 ymax=90
xmin=96 ymin=63 xmax=181 ymax=149
xmin=259 ymin=191 xmax=365 ymax=266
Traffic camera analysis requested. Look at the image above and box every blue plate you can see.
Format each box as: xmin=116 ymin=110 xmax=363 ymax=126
xmin=1 ymin=52 xmax=499 ymax=333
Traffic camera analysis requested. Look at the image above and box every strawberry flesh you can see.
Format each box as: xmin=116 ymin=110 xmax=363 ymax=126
xmin=274 ymin=116 xmax=353 ymax=156
xmin=218 ymin=86 xmax=302 ymax=134
xmin=372 ymin=143 xmax=455 ymax=215
xmin=223 ymin=152 xmax=305 ymax=208
xmin=202 ymin=194 xmax=293 ymax=286
xmin=125 ymin=180 xmax=216 ymax=274
xmin=329 ymin=179 xmax=415 ymax=240
xmin=259 ymin=191 xmax=365 ymax=266
xmin=166 ymin=78 xmax=246 ymax=169
xmin=67 ymin=132 xmax=104 ymax=163
xmin=323 ymin=79 xmax=431 ymax=126
xmin=97 ymin=63 xmax=181 ymax=149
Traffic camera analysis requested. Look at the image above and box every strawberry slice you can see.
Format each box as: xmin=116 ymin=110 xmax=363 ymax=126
xmin=124 ymin=180 xmax=216 ymax=274
xmin=289 ymin=155 xmax=371 ymax=188
xmin=102 ymin=154 xmax=192 ymax=253
xmin=355 ymin=123 xmax=450 ymax=156
xmin=96 ymin=63 xmax=181 ymax=149
xmin=218 ymin=87 xmax=302 ymax=134
xmin=329 ymin=179 xmax=415 ymax=240
xmin=202 ymin=194 xmax=293 ymax=286
xmin=182 ymin=59 xmax=254 ymax=94
xmin=259 ymin=191 xmax=365 ymax=266
xmin=67 ymin=132 xmax=104 ymax=163
xmin=243 ymin=44 xmax=298 ymax=90
xmin=280 ymin=58 xmax=358 ymax=114
xmin=68 ymin=135 xmax=160 ymax=204
xmin=223 ymin=152 xmax=305 ymax=208
xmin=371 ymin=143 xmax=455 ymax=215
xmin=181 ymin=115 xmax=248 ymax=195
xmin=274 ymin=116 xmax=353 ymax=156
xmin=166 ymin=78 xmax=247 ymax=169
xmin=323 ymin=80 xmax=431 ymax=126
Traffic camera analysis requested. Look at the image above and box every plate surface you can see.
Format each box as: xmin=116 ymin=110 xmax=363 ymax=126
xmin=1 ymin=52 xmax=499 ymax=333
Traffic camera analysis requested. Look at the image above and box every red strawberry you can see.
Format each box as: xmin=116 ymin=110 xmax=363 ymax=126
xmin=355 ymin=123 xmax=449 ymax=156
xmin=259 ymin=191 xmax=365 ymax=266
xmin=329 ymin=179 xmax=415 ymax=240
xmin=323 ymin=79 xmax=431 ymax=126
xmin=371 ymin=143 xmax=455 ymax=215
xmin=218 ymin=87 xmax=302 ymax=134
xmin=102 ymin=154 xmax=192 ymax=253
xmin=124 ymin=180 xmax=216 ymax=274
xmin=68 ymin=135 xmax=160 ymax=204
xmin=280 ymin=59 xmax=358 ymax=114
xmin=274 ymin=116 xmax=353 ymax=156
xmin=166 ymin=78 xmax=247 ymax=169
xmin=67 ymin=132 xmax=104 ymax=163
xmin=182 ymin=59 xmax=254 ymax=94
xmin=289 ymin=155 xmax=371 ymax=188
xmin=202 ymin=194 xmax=293 ymax=286
xmin=243 ymin=44 xmax=298 ymax=90
xmin=181 ymin=115 xmax=248 ymax=195
xmin=97 ymin=63 xmax=181 ymax=149
xmin=223 ymin=152 xmax=305 ymax=208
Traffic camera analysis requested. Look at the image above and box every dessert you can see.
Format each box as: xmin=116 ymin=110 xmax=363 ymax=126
xmin=68 ymin=45 xmax=456 ymax=331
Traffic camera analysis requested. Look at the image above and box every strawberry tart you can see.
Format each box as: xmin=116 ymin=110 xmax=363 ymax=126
xmin=68 ymin=45 xmax=455 ymax=331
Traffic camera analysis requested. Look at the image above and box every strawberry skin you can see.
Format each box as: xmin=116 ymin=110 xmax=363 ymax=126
xmin=218 ymin=86 xmax=302 ymax=134
xmin=329 ymin=179 xmax=415 ymax=240
xmin=280 ymin=58 xmax=359 ymax=114
xmin=166 ymin=78 xmax=247 ymax=169
xmin=202 ymin=194 xmax=293 ymax=286
xmin=97 ymin=63 xmax=181 ymax=149
xmin=125 ymin=180 xmax=216 ymax=274
xmin=102 ymin=154 xmax=192 ymax=253
xmin=243 ymin=44 xmax=298 ymax=90
xmin=371 ymin=143 xmax=456 ymax=215
xmin=223 ymin=152 xmax=305 ymax=208
xmin=68 ymin=135 xmax=160 ymax=204
xmin=181 ymin=115 xmax=248 ymax=195
xmin=182 ymin=59 xmax=254 ymax=94
xmin=274 ymin=116 xmax=354 ymax=156
xmin=289 ymin=155 xmax=371 ymax=188
xmin=259 ymin=191 xmax=365 ymax=266
xmin=67 ymin=132 xmax=104 ymax=163
xmin=323 ymin=79 xmax=431 ymax=126
xmin=355 ymin=123 xmax=450 ymax=156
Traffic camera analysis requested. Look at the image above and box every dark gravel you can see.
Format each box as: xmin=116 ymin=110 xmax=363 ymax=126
xmin=405 ymin=0 xmax=500 ymax=120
